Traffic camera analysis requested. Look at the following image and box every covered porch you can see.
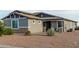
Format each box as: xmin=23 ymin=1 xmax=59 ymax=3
xmin=43 ymin=20 xmax=64 ymax=32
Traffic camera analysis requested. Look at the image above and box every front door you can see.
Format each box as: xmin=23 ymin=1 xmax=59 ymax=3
xmin=43 ymin=21 xmax=51 ymax=32
xmin=11 ymin=19 xmax=19 ymax=29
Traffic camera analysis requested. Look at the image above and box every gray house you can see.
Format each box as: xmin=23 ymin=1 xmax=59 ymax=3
xmin=2 ymin=10 xmax=77 ymax=33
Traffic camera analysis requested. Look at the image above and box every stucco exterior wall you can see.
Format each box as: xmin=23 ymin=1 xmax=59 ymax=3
xmin=28 ymin=19 xmax=43 ymax=33
xmin=64 ymin=20 xmax=76 ymax=32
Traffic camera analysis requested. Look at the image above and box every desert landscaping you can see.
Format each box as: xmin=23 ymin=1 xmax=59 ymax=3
xmin=0 ymin=10 xmax=78 ymax=48
xmin=0 ymin=30 xmax=79 ymax=48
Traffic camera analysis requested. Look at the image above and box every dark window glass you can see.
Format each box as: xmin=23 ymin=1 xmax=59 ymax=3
xmin=58 ymin=21 xmax=62 ymax=27
xmin=12 ymin=20 xmax=18 ymax=28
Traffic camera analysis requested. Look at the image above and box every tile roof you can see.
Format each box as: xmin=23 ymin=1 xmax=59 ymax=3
xmin=2 ymin=10 xmax=77 ymax=22
xmin=14 ymin=12 xmax=40 ymax=19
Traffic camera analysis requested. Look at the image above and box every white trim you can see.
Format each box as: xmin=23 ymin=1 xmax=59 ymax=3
xmin=28 ymin=26 xmax=30 ymax=28
xmin=56 ymin=21 xmax=58 ymax=30
xmin=10 ymin=14 xmax=11 ymax=19
xmin=13 ymin=13 xmax=16 ymax=18
xmin=11 ymin=19 xmax=19 ymax=29
xmin=19 ymin=27 xmax=28 ymax=28
xmin=19 ymin=26 xmax=30 ymax=28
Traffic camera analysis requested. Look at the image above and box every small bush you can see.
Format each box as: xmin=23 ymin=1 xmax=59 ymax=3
xmin=25 ymin=30 xmax=31 ymax=36
xmin=0 ymin=28 xmax=3 ymax=36
xmin=3 ymin=28 xmax=13 ymax=35
xmin=67 ymin=28 xmax=73 ymax=32
xmin=47 ymin=28 xmax=55 ymax=36
xmin=0 ymin=21 xmax=4 ymax=36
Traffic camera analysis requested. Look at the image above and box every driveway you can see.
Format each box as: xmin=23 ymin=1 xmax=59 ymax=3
xmin=0 ymin=31 xmax=79 ymax=48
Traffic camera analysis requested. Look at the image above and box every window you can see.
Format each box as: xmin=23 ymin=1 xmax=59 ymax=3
xmin=33 ymin=20 xmax=35 ymax=24
xmin=11 ymin=19 xmax=19 ymax=29
xmin=12 ymin=20 xmax=18 ymax=28
xmin=19 ymin=19 xmax=28 ymax=28
xmin=15 ymin=14 xmax=19 ymax=18
xmin=58 ymin=21 xmax=62 ymax=27
xmin=41 ymin=14 xmax=43 ymax=17
xmin=38 ymin=20 xmax=41 ymax=24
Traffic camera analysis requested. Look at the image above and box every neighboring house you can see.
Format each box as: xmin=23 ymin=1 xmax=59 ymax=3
xmin=2 ymin=10 xmax=77 ymax=33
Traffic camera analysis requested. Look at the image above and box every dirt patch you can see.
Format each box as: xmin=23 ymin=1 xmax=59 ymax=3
xmin=0 ymin=31 xmax=79 ymax=48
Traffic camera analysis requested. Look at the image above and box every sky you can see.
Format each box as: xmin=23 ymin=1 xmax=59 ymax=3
xmin=0 ymin=10 xmax=79 ymax=25
xmin=28 ymin=10 xmax=79 ymax=21
xmin=0 ymin=10 xmax=79 ymax=20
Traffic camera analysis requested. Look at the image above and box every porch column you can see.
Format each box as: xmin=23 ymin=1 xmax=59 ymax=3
xmin=61 ymin=21 xmax=64 ymax=32
xmin=57 ymin=21 xmax=64 ymax=32
xmin=56 ymin=21 xmax=58 ymax=31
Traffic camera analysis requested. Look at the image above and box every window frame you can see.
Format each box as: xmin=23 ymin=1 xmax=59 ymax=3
xmin=11 ymin=19 xmax=19 ymax=29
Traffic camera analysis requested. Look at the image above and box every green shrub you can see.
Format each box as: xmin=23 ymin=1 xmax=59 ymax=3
xmin=3 ymin=28 xmax=13 ymax=35
xmin=0 ymin=28 xmax=3 ymax=36
xmin=47 ymin=28 xmax=55 ymax=36
xmin=0 ymin=21 xmax=4 ymax=36
xmin=25 ymin=30 xmax=31 ymax=36
xmin=67 ymin=28 xmax=73 ymax=32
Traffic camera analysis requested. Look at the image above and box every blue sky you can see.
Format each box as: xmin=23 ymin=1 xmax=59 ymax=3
xmin=0 ymin=10 xmax=79 ymax=22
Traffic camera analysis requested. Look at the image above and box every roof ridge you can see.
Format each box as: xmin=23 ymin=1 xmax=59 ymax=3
xmin=13 ymin=10 xmax=33 ymax=15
